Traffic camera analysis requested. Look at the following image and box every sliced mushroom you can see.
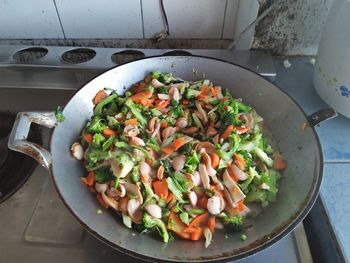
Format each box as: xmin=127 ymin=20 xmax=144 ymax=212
xmin=157 ymin=165 xmax=165 ymax=180
xmin=195 ymin=101 xmax=208 ymax=124
xmin=199 ymin=164 xmax=210 ymax=189
xmin=169 ymin=86 xmax=180 ymax=102
xmin=182 ymin=127 xmax=198 ymax=135
xmin=71 ymin=143 xmax=84 ymax=160
xmin=127 ymin=199 xmax=143 ymax=224
xmin=188 ymin=191 xmax=198 ymax=207
xmin=124 ymin=124 xmax=139 ymax=137
xmin=161 ymin=126 xmax=177 ymax=140
xmin=124 ymin=182 xmax=143 ymax=204
xmin=223 ymin=170 xmax=246 ymax=203
xmin=152 ymin=78 xmax=165 ymax=88
xmin=206 ymin=125 xmax=218 ymax=137
xmin=95 ymin=183 xmax=119 ymax=211
xmin=157 ymin=93 xmax=170 ymax=100
xmin=229 ymin=163 xmax=248 ymax=181
xmin=223 ymin=187 xmax=236 ymax=208
xmin=200 ymin=149 xmax=216 ymax=177
xmin=207 ymin=196 xmax=221 ymax=215
xmin=171 ymin=154 xmax=186 ymax=172
xmin=175 ymin=117 xmax=188 ymax=129
xmin=140 ymin=161 xmax=152 ymax=184
xmin=107 ymin=184 xmax=126 ymax=198
xmin=152 ymin=121 xmax=161 ymax=139
xmin=146 ymin=117 xmax=157 ymax=134
xmin=95 ymin=183 xmax=108 ymax=194
xmin=145 ymin=204 xmax=162 ymax=219
xmin=195 ymin=142 xmax=216 ymax=154
xmin=130 ymin=136 xmax=145 ymax=146
xmin=184 ymin=172 xmax=201 ymax=187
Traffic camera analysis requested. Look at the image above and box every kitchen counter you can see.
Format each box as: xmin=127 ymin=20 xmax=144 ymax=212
xmin=274 ymin=57 xmax=350 ymax=262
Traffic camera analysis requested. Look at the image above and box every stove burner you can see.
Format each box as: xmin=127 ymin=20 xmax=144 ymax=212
xmin=111 ymin=50 xmax=145 ymax=64
xmin=13 ymin=47 xmax=48 ymax=63
xmin=163 ymin=50 xmax=192 ymax=56
xmin=0 ymin=113 xmax=40 ymax=203
xmin=61 ymin=48 xmax=96 ymax=64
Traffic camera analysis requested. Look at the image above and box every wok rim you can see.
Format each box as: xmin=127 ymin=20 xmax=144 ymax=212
xmin=49 ymin=55 xmax=323 ymax=262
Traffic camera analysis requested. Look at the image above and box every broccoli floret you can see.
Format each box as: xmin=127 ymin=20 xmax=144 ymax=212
xmin=223 ymin=215 xmax=244 ymax=231
xmin=115 ymin=153 xmax=134 ymax=178
xmin=158 ymin=86 xmax=168 ymax=94
xmin=94 ymin=168 xmax=112 ymax=184
xmin=184 ymin=87 xmax=201 ymax=99
xmin=92 ymin=133 xmax=106 ymax=147
xmin=86 ymin=147 xmax=108 ymax=169
xmin=87 ymin=115 xmax=108 ymax=133
xmin=125 ymin=99 xmax=147 ymax=126
xmin=54 ymin=106 xmax=65 ymax=122
xmin=150 ymin=70 xmax=161 ymax=79
xmin=169 ymin=100 xmax=184 ymax=118
xmin=143 ymin=213 xmax=169 ymax=243
xmin=245 ymin=186 xmax=269 ymax=207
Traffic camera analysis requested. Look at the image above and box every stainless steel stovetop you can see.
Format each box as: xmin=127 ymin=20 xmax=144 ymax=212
xmin=0 ymin=46 xmax=312 ymax=263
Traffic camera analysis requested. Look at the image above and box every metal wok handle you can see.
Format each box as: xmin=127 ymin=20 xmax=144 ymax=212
xmin=8 ymin=111 xmax=57 ymax=170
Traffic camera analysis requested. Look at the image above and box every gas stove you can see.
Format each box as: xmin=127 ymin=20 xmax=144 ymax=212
xmin=0 ymin=45 xmax=312 ymax=263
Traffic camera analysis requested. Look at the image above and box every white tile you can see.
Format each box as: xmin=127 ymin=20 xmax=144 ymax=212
xmin=55 ymin=0 xmax=143 ymax=38
xmin=143 ymin=0 xmax=226 ymax=39
xmin=222 ymin=0 xmax=240 ymax=39
xmin=0 ymin=0 xmax=64 ymax=39
xmin=232 ymin=0 xmax=260 ymax=49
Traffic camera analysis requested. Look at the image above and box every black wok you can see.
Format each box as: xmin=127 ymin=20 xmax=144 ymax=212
xmin=8 ymin=56 xmax=335 ymax=262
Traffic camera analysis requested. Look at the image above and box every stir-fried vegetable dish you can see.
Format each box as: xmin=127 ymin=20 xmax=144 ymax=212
xmin=70 ymin=71 xmax=287 ymax=246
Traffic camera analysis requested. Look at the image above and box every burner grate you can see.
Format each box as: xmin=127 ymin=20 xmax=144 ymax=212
xmin=0 ymin=113 xmax=40 ymax=203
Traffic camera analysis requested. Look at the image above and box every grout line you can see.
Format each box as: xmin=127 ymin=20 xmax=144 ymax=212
xmin=140 ymin=0 xmax=145 ymax=39
xmin=221 ymin=0 xmax=228 ymax=39
xmin=53 ymin=0 xmax=67 ymax=39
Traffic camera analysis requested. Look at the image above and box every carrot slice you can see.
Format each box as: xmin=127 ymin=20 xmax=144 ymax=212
xmin=93 ymin=90 xmax=108 ymax=105
xmin=161 ymin=137 xmax=187 ymax=155
xmin=83 ymin=133 xmax=93 ymax=144
xmin=183 ymin=226 xmax=203 ymax=241
xmin=237 ymin=200 xmax=245 ymax=212
xmin=188 ymin=212 xmax=209 ymax=228
xmin=134 ymin=82 xmax=148 ymax=93
xmin=210 ymin=87 xmax=219 ymax=97
xmin=166 ymin=192 xmax=174 ymax=203
xmin=103 ymin=128 xmax=117 ymax=137
xmin=168 ymin=212 xmax=191 ymax=240
xmin=208 ymin=217 xmax=216 ymax=233
xmin=96 ymin=194 xmax=109 ymax=209
xmin=81 ymin=171 xmax=95 ymax=186
xmin=274 ymin=151 xmax=287 ymax=170
xmin=210 ymin=153 xmax=220 ymax=169
xmin=153 ymin=180 xmax=169 ymax=199
xmin=155 ymin=99 xmax=170 ymax=109
xmin=130 ymin=91 xmax=152 ymax=104
xmin=125 ymin=118 xmax=138 ymax=126
xmin=160 ymin=120 xmax=168 ymax=128
xmin=221 ymin=125 xmax=234 ymax=140
xmin=233 ymin=153 xmax=246 ymax=170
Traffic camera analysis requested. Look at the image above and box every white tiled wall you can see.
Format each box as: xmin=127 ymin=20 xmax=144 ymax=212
xmin=55 ymin=0 xmax=143 ymax=38
xmin=143 ymin=0 xmax=227 ymax=39
xmin=0 ymin=0 xmax=64 ymax=38
xmin=0 ymin=0 xmax=256 ymax=42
